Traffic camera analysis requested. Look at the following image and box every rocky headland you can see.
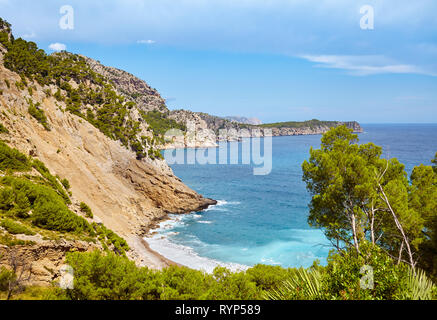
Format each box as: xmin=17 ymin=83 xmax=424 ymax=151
xmin=0 ymin=17 xmax=360 ymax=286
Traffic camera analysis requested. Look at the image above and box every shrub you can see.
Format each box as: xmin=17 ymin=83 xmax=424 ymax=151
xmin=205 ymin=267 xmax=261 ymax=300
xmin=32 ymin=159 xmax=71 ymax=204
xmin=246 ymin=264 xmax=295 ymax=291
xmin=63 ymin=251 xmax=260 ymax=301
xmin=79 ymin=202 xmax=93 ymax=218
xmin=0 ymin=141 xmax=31 ymax=172
xmin=0 ymin=123 xmax=9 ymax=134
xmin=65 ymin=251 xmax=160 ymax=300
xmin=28 ymin=100 xmax=50 ymax=131
xmin=0 ymin=176 xmax=90 ymax=234
xmin=0 ymin=267 xmax=15 ymax=292
xmin=92 ymin=223 xmax=129 ymax=254
xmin=60 ymin=178 xmax=70 ymax=190
xmin=321 ymin=243 xmax=409 ymax=300
xmin=0 ymin=218 xmax=35 ymax=235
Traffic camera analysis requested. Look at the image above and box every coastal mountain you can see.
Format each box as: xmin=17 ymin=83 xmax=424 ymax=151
xmin=0 ymin=18 xmax=215 ymax=285
xmin=0 ymin=17 xmax=360 ymax=286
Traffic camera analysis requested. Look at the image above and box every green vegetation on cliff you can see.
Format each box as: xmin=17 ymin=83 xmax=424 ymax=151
xmin=0 ymin=20 xmax=166 ymax=160
xmin=260 ymin=119 xmax=345 ymax=129
xmin=27 ymin=100 xmax=50 ymax=131
xmin=0 ymin=141 xmax=128 ymax=253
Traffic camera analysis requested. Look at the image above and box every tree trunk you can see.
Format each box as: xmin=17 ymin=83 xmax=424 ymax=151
xmin=378 ymin=183 xmax=416 ymax=273
xmin=350 ymin=212 xmax=361 ymax=254
xmin=397 ymin=241 xmax=404 ymax=265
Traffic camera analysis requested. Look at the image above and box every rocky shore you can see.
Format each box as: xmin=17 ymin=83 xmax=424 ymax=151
xmin=164 ymin=109 xmax=362 ymax=149
xmin=0 ymin=19 xmax=360 ymax=285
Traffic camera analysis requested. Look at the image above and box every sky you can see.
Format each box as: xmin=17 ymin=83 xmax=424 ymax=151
xmin=1 ymin=0 xmax=437 ymax=123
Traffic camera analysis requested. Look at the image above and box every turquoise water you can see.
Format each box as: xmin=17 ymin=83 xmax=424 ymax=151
xmin=146 ymin=124 xmax=437 ymax=272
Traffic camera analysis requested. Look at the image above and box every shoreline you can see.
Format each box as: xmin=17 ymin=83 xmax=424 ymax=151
xmin=137 ymin=211 xmax=203 ymax=270
xmin=159 ymin=129 xmax=364 ymax=151
xmin=139 ymin=237 xmax=183 ymax=268
xmin=138 ymin=203 xmax=251 ymax=273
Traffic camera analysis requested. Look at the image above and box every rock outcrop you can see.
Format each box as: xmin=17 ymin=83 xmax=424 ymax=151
xmin=0 ymin=44 xmax=216 ymax=276
xmin=0 ymin=240 xmax=98 ymax=287
xmin=82 ymin=56 xmax=168 ymax=113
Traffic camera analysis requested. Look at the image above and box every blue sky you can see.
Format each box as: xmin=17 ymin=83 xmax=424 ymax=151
xmin=1 ymin=0 xmax=437 ymax=123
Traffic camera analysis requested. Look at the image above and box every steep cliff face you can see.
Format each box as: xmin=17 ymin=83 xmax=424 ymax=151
xmin=83 ymin=56 xmax=168 ymax=113
xmin=166 ymin=109 xmax=363 ymax=147
xmin=0 ymin=25 xmax=216 ymax=276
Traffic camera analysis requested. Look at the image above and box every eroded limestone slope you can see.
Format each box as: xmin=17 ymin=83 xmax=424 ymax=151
xmin=0 ymin=58 xmax=215 ymax=269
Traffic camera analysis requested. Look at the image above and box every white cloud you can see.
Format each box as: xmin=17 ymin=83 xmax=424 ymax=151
xmin=48 ymin=42 xmax=67 ymax=51
xmin=137 ymin=39 xmax=156 ymax=44
xmin=300 ymin=54 xmax=436 ymax=76
xmin=21 ymin=31 xmax=36 ymax=39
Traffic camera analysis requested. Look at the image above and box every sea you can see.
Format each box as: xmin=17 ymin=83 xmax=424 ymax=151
xmin=145 ymin=124 xmax=437 ymax=273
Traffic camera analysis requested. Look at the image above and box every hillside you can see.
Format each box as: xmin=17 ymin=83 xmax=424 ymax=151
xmin=0 ymin=18 xmax=215 ymax=285
xmin=0 ymin=16 xmax=360 ymax=286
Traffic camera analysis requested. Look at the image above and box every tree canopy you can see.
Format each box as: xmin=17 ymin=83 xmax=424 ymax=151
xmin=302 ymin=126 xmax=437 ymax=275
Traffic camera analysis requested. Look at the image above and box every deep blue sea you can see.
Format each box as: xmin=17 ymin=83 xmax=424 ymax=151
xmin=145 ymin=124 xmax=437 ymax=272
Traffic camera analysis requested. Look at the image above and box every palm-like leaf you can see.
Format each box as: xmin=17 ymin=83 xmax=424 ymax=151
xmin=264 ymin=268 xmax=323 ymax=300
xmin=402 ymin=268 xmax=435 ymax=300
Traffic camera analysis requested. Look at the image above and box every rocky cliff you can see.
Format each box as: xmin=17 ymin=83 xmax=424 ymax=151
xmin=165 ymin=109 xmax=363 ymax=147
xmin=0 ymin=17 xmax=362 ymax=287
xmin=82 ymin=56 xmax=168 ymax=114
xmin=64 ymin=57 xmax=363 ymax=149
xmin=0 ymin=19 xmax=215 ymax=286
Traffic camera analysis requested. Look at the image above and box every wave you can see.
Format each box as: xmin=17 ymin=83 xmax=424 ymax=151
xmin=217 ymin=200 xmax=241 ymax=206
xmin=144 ymin=235 xmax=249 ymax=273
xmin=203 ymin=199 xmax=240 ymax=212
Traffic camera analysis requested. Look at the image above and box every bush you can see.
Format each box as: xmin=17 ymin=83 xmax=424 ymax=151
xmin=0 ymin=141 xmax=31 ymax=172
xmin=28 ymin=100 xmax=50 ymax=131
xmin=0 ymin=123 xmax=9 ymax=134
xmin=205 ymin=267 xmax=261 ymax=300
xmin=92 ymin=223 xmax=129 ymax=254
xmin=0 ymin=218 xmax=35 ymax=235
xmin=79 ymin=202 xmax=93 ymax=218
xmin=60 ymin=178 xmax=70 ymax=190
xmin=321 ymin=243 xmax=409 ymax=300
xmin=0 ymin=267 xmax=15 ymax=292
xmin=0 ymin=176 xmax=90 ymax=234
xmin=63 ymin=251 xmax=261 ymax=300
xmin=246 ymin=264 xmax=294 ymax=291
xmin=32 ymin=159 xmax=71 ymax=204
xmin=65 ymin=251 xmax=160 ymax=300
